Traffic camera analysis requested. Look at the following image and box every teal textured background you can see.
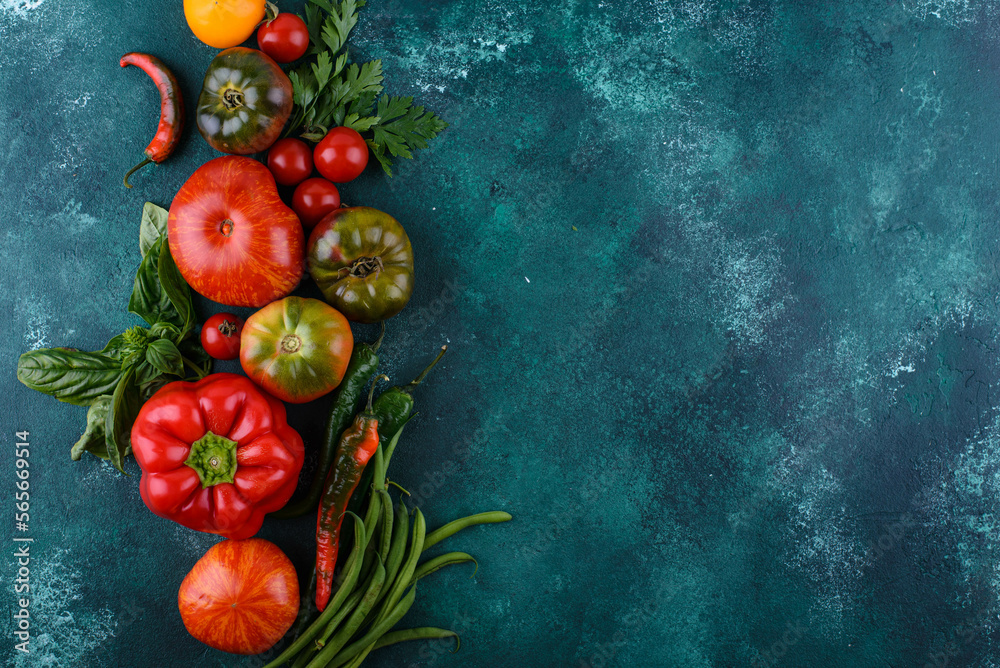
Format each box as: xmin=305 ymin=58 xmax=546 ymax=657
xmin=4 ymin=0 xmax=1000 ymax=666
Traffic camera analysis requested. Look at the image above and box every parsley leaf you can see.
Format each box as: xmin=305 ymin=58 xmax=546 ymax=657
xmin=286 ymin=0 xmax=447 ymax=176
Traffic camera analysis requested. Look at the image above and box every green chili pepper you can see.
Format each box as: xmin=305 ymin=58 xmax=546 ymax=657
xmin=376 ymin=345 xmax=446 ymax=463
xmin=347 ymin=346 xmax=446 ymax=516
xmin=272 ymin=326 xmax=383 ymax=519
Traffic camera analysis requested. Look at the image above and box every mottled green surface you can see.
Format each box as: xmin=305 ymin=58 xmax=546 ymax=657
xmin=4 ymin=0 xmax=1000 ymax=666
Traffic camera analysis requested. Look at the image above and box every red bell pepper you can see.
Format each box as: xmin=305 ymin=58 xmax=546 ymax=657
xmin=131 ymin=373 xmax=304 ymax=539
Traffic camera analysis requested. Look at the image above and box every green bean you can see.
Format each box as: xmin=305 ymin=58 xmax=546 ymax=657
xmin=422 ymin=511 xmax=512 ymax=551
xmin=308 ymin=585 xmax=366 ymax=653
xmin=361 ymin=482 xmax=382 ymax=549
xmin=373 ymin=509 xmax=425 ymax=626
xmin=371 ymin=627 xmax=459 ymax=652
xmin=411 ymin=552 xmax=478 ymax=583
xmin=382 ymin=501 xmax=410 ymax=595
xmin=307 ymin=557 xmax=387 ymax=667
xmin=262 ymin=516 xmax=367 ymax=668
xmin=325 ymin=586 xmax=419 ymax=668
xmin=289 ymin=645 xmax=315 ymax=668
xmin=376 ymin=490 xmax=394 ymax=566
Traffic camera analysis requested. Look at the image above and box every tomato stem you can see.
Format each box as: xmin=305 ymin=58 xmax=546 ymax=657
xmin=346 ymin=255 xmax=384 ymax=279
xmin=222 ymin=88 xmax=245 ymax=111
xmin=280 ymin=335 xmax=302 ymax=354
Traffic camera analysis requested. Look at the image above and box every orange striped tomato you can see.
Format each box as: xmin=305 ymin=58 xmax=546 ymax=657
xmin=168 ymin=156 xmax=304 ymax=308
xmin=178 ymin=538 xmax=299 ymax=655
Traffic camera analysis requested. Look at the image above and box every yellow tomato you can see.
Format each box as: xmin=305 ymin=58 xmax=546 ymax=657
xmin=184 ymin=0 xmax=266 ymax=49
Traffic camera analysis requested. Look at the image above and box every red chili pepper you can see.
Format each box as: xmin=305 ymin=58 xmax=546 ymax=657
xmin=119 ymin=53 xmax=184 ymax=188
xmin=315 ymin=375 xmax=387 ymax=611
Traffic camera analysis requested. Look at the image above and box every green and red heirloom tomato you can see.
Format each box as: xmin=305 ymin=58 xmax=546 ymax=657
xmin=240 ymin=296 xmax=353 ymax=404
xmin=168 ymin=155 xmax=304 ymax=308
xmin=178 ymin=538 xmax=299 ymax=655
xmin=196 ymin=47 xmax=293 ymax=155
xmin=307 ymin=207 xmax=414 ymax=323
xmin=131 ymin=373 xmax=304 ymax=539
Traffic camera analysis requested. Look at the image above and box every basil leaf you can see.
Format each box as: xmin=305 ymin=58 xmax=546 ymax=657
xmin=105 ymin=368 xmax=139 ymax=474
xmin=139 ymin=202 xmax=169 ymax=257
xmin=100 ymin=334 xmax=125 ymax=359
xmin=133 ymin=359 xmax=160 ymax=387
xmin=149 ymin=321 xmax=182 ymax=344
xmin=158 ymin=239 xmax=195 ymax=335
xmin=146 ymin=339 xmax=184 ymax=377
xmin=71 ymin=396 xmax=112 ymax=461
xmin=129 ymin=236 xmax=182 ymax=328
xmin=17 ymin=348 xmax=123 ymax=406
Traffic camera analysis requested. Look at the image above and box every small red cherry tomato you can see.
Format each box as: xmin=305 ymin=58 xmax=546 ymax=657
xmin=201 ymin=313 xmax=244 ymax=360
xmin=292 ymin=178 xmax=341 ymax=229
xmin=267 ymin=138 xmax=313 ymax=187
xmin=313 ymin=127 xmax=369 ymax=183
xmin=257 ymin=13 xmax=310 ymax=64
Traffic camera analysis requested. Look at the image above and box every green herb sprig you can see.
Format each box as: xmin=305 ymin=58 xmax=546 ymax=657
xmin=16 ymin=203 xmax=211 ymax=472
xmin=285 ymin=0 xmax=449 ymax=175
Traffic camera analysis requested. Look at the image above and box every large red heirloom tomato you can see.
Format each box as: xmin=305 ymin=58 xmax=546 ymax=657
xmin=178 ymin=538 xmax=299 ymax=655
xmin=168 ymin=156 xmax=304 ymax=307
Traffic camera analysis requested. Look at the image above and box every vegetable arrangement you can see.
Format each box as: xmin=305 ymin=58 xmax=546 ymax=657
xmin=16 ymin=1 xmax=512 ymax=664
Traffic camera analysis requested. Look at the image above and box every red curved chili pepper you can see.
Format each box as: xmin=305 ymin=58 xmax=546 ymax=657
xmin=315 ymin=375 xmax=387 ymax=611
xmin=119 ymin=53 xmax=184 ymax=188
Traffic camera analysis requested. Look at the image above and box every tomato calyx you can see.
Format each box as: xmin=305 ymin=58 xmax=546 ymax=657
xmin=342 ymin=255 xmax=384 ymax=279
xmin=222 ymin=88 xmax=246 ymax=111
xmin=184 ymin=431 xmax=239 ymax=488
xmin=280 ymin=334 xmax=302 ymax=354
xmin=217 ymin=319 xmax=239 ymax=337
xmin=301 ymin=124 xmax=328 ymax=143
xmin=262 ymin=1 xmax=279 ymax=25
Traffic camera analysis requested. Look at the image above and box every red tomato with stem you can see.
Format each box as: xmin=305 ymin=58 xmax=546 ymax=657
xmin=292 ymin=177 xmax=340 ymax=229
xmin=314 ymin=126 xmax=368 ymax=183
xmin=201 ymin=313 xmax=244 ymax=360
xmin=267 ymin=138 xmax=313 ymax=186
xmin=257 ymin=13 xmax=310 ymax=64
xmin=178 ymin=538 xmax=299 ymax=655
xmin=168 ymin=156 xmax=304 ymax=308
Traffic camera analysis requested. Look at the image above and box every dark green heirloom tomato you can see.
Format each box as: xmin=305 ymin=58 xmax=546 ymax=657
xmin=306 ymin=207 xmax=414 ymax=323
xmin=196 ymin=47 xmax=293 ymax=155
xmin=240 ymin=297 xmax=354 ymax=404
